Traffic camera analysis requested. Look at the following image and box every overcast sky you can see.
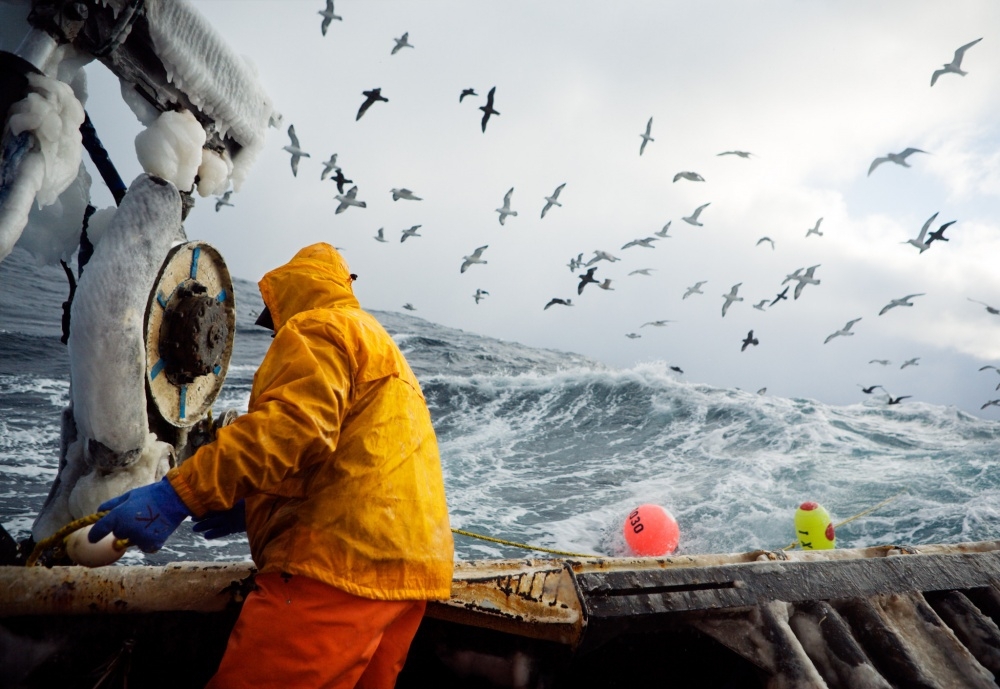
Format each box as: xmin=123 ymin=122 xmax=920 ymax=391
xmin=71 ymin=1 xmax=1000 ymax=416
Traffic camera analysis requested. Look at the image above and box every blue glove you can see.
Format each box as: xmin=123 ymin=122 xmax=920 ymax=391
xmin=191 ymin=500 xmax=246 ymax=539
xmin=89 ymin=478 xmax=191 ymax=553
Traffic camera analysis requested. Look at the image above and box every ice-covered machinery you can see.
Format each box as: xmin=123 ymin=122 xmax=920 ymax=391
xmin=0 ymin=0 xmax=278 ymax=543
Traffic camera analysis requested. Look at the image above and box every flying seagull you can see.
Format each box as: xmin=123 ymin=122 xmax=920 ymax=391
xmin=682 ymin=203 xmax=711 ymax=226
xmin=374 ymin=227 xmax=387 ymax=243
xmin=673 ymin=171 xmax=705 ymax=183
xmin=900 ymin=358 xmax=920 ymax=369
xmin=391 ymin=32 xmax=413 ymax=55
xmin=868 ymin=148 xmax=926 ymax=176
xmin=460 ymin=245 xmax=488 ymax=273
xmin=641 ymin=320 xmax=674 ymax=328
xmin=334 ymin=185 xmax=366 ymax=214
xmin=320 ymin=154 xmax=340 ymax=180
xmin=639 ymin=117 xmax=654 ymax=155
xmin=669 ymin=366 xmax=684 ymax=374
xmin=756 ymin=236 xmax=775 ymax=250
xmin=824 ymin=317 xmax=862 ymax=344
xmin=931 ymin=38 xmax=983 ymax=86
xmin=722 ymin=283 xmax=743 ymax=317
xmin=654 ymin=222 xmax=673 ymax=238
xmin=598 ymin=279 xmax=614 ymax=291
xmin=330 ymin=169 xmax=353 ymax=193
xmin=586 ymin=250 xmax=620 ymax=266
xmin=621 ymin=237 xmax=658 ymax=250
xmin=479 ymin=86 xmax=499 ymax=132
xmin=629 ymin=268 xmax=655 ymax=276
xmin=544 ymin=298 xmax=573 ymax=310
xmin=391 ymin=188 xmax=422 ymax=201
xmin=887 ymin=394 xmax=912 ymax=405
xmin=926 ymin=220 xmax=955 ymax=246
xmin=400 ymin=225 xmax=422 ymax=243
xmin=869 ymin=359 xmax=891 ymax=366
xmin=981 ymin=399 xmax=1000 ymax=410
xmin=770 ymin=286 xmax=789 ymax=306
xmin=879 ymin=293 xmax=925 ymax=316
xmin=541 ymin=183 xmax=566 ymax=218
xmin=717 ymin=150 xmax=753 ymax=158
xmin=318 ymin=0 xmax=342 ymax=36
xmin=625 ymin=333 xmax=641 ymax=339
xmin=904 ymin=212 xmax=937 ymax=253
xmin=860 ymin=385 xmax=884 ymax=394
xmin=402 ymin=303 xmax=416 ymax=311
xmin=473 ymin=289 xmax=489 ymax=304
xmin=495 ymin=187 xmax=517 ymax=225
xmin=356 ymin=88 xmax=388 ymax=121
xmin=683 ymin=281 xmax=707 ymax=299
xmin=806 ymin=218 xmax=823 ymax=238
xmin=214 ymin=190 xmax=233 ymax=212
xmin=792 ymin=265 xmax=821 ymax=300
xmin=459 ymin=88 xmax=477 ymax=102
xmin=968 ymin=298 xmax=1000 ymax=315
xmin=282 ymin=124 xmax=310 ymax=177
xmin=741 ymin=330 xmax=759 ymax=351
xmin=578 ymin=267 xmax=599 ymax=294
xmin=753 ymin=299 xmax=768 ymax=311
xmin=567 ymin=253 xmax=584 ymax=272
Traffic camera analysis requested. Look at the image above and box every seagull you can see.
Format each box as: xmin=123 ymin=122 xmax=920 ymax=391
xmin=641 ymin=320 xmax=674 ymax=328
xmin=981 ymin=399 xmax=1000 ymax=410
xmin=459 ymin=88 xmax=477 ymax=102
xmin=900 ymin=358 xmax=920 ymax=369
xmin=567 ymin=253 xmax=584 ymax=272
xmin=391 ymin=32 xmax=413 ymax=55
xmin=741 ymin=330 xmax=759 ymax=351
xmin=756 ymin=236 xmax=775 ymax=250
xmin=400 ymin=225 xmax=422 ymax=242
xmin=331 ymin=169 xmax=353 ymax=193
xmin=639 ymin=117 xmax=654 ymax=155
xmin=334 ymin=185 xmax=366 ymax=214
xmin=868 ymin=147 xmax=926 ymax=176
xmin=541 ymin=183 xmax=566 ymax=218
xmin=621 ymin=237 xmax=658 ymax=250
xmin=860 ymin=385 xmax=884 ymax=394
xmin=214 ymin=190 xmax=233 ymax=212
xmin=479 ymin=86 xmax=499 ymax=132
xmin=578 ymin=267 xmax=599 ymax=294
xmin=654 ymin=222 xmax=673 ymax=238
xmin=625 ymin=333 xmax=641 ymax=339
xmin=926 ymin=220 xmax=955 ymax=246
xmin=879 ymin=293 xmax=925 ymax=316
xmin=682 ymin=202 xmax=711 ymax=226
xmin=282 ymin=124 xmax=310 ymax=177
xmin=374 ymin=227 xmax=387 ymax=243
xmin=598 ymin=278 xmax=614 ymax=291
xmin=722 ymin=283 xmax=743 ymax=317
xmin=629 ymin=268 xmax=655 ymax=276
xmin=824 ymin=317 xmax=862 ymax=344
xmin=753 ymin=299 xmax=768 ymax=311
xmin=495 ymin=187 xmax=517 ymax=225
xmin=717 ymin=150 xmax=753 ymax=158
xmin=756 ymin=388 xmax=767 ymax=396
xmin=782 ymin=268 xmax=803 ymax=285
xmin=968 ymin=298 xmax=1000 ymax=315
xmin=586 ymin=250 xmax=620 ymax=266
xmin=473 ymin=289 xmax=489 ymax=304
xmin=904 ymin=212 xmax=937 ymax=253
xmin=460 ymin=245 xmax=488 ymax=273
xmin=402 ymin=303 xmax=416 ymax=311
xmin=318 ymin=0 xmax=342 ymax=36
xmin=683 ymin=281 xmax=707 ymax=299
xmin=770 ymin=286 xmax=789 ymax=306
xmin=792 ymin=265 xmax=820 ymax=300
xmin=391 ymin=188 xmax=422 ymax=201
xmin=869 ymin=359 xmax=891 ymax=366
xmin=673 ymin=171 xmax=705 ymax=183
xmin=320 ymin=154 xmax=341 ymax=180
xmin=805 ymin=218 xmax=823 ymax=238
xmin=669 ymin=366 xmax=684 ymax=374
xmin=887 ymin=394 xmax=911 ymax=405
xmin=544 ymin=298 xmax=573 ymax=310
xmin=931 ymin=38 xmax=983 ymax=86
xmin=357 ymin=88 xmax=388 ymax=121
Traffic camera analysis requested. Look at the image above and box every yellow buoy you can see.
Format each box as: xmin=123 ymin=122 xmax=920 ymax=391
xmin=794 ymin=501 xmax=835 ymax=550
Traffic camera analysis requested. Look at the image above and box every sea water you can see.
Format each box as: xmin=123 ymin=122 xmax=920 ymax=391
xmin=3 ymin=247 xmax=1000 ymax=565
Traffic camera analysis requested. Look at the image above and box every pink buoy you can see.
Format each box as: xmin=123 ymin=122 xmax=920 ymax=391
xmin=623 ymin=504 xmax=679 ymax=556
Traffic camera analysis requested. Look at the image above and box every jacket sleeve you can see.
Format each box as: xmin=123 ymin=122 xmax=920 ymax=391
xmin=168 ymin=318 xmax=352 ymax=516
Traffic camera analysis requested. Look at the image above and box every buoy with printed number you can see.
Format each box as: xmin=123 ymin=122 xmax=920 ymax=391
xmin=623 ymin=504 xmax=679 ymax=556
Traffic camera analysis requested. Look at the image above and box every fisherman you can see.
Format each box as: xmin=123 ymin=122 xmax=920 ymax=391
xmin=89 ymin=242 xmax=454 ymax=688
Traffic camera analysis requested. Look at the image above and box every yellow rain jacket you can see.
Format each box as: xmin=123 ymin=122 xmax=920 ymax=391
xmin=168 ymin=243 xmax=454 ymax=600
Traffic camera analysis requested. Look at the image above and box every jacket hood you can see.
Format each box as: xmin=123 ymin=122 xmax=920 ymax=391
xmin=258 ymin=243 xmax=359 ymax=330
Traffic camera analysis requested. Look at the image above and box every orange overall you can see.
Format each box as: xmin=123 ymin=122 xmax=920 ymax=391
xmin=168 ymin=243 xmax=453 ymax=687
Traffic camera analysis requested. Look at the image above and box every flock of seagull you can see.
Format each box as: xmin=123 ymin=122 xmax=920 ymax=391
xmin=216 ymin=6 xmax=996 ymax=411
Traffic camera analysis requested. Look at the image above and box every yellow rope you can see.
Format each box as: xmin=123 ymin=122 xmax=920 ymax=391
xmin=782 ymin=489 xmax=908 ymax=551
xmin=26 ymin=512 xmax=130 ymax=567
xmin=452 ymin=528 xmax=598 ymax=559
